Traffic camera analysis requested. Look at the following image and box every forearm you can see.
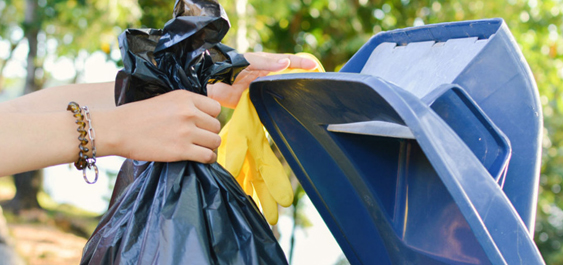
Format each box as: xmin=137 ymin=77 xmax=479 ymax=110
xmin=0 ymin=108 xmax=119 ymax=176
xmin=0 ymin=111 xmax=77 ymax=175
xmin=0 ymin=82 xmax=115 ymax=113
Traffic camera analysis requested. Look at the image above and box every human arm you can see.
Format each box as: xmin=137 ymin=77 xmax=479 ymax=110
xmin=0 ymin=89 xmax=222 ymax=176
xmin=0 ymin=52 xmax=318 ymax=176
xmin=0 ymin=82 xmax=117 ymax=175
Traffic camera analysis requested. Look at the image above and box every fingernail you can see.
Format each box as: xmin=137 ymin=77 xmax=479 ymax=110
xmin=304 ymin=59 xmax=318 ymax=70
xmin=277 ymin=58 xmax=290 ymax=65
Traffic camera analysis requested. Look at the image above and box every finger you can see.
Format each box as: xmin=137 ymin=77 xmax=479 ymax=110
xmin=237 ymin=68 xmax=268 ymax=83
xmin=191 ymin=93 xmax=222 ymax=118
xmin=285 ymin=54 xmax=319 ymax=70
xmin=194 ymin=111 xmax=221 ymax=133
xmin=244 ymin=52 xmax=318 ymax=72
xmin=210 ymin=68 xmax=265 ymax=108
xmin=191 ymin=128 xmax=222 ymax=150
xmin=183 ymin=144 xmax=217 ymax=164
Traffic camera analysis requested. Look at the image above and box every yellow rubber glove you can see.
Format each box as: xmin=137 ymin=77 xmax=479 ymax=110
xmin=218 ymin=53 xmax=324 ymax=225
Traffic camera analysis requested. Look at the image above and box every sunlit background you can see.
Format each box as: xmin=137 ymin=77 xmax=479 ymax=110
xmin=2 ymin=0 xmax=563 ymax=264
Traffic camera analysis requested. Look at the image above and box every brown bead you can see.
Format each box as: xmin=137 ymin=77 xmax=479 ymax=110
xmin=68 ymin=101 xmax=89 ymax=171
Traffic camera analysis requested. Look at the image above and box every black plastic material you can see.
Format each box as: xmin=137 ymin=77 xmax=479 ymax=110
xmin=82 ymin=162 xmax=286 ymax=265
xmin=114 ymin=0 xmax=248 ymax=106
xmin=80 ymin=1 xmax=286 ymax=264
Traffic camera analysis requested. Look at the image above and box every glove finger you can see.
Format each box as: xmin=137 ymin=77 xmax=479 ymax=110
xmin=258 ymin=166 xmax=293 ymax=207
xmin=253 ymin=179 xmax=279 ymax=225
xmin=249 ymin=186 xmax=260 ymax=210
xmin=248 ymin=127 xmax=294 ymax=207
xmin=246 ymin=151 xmax=280 ymax=225
xmin=220 ymin=97 xmax=252 ymax=177
xmin=217 ymin=121 xmax=230 ymax=167
xmin=235 ymin=157 xmax=252 ymax=195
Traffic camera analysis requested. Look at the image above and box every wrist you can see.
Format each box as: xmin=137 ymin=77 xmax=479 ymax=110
xmin=0 ymin=99 xmax=19 ymax=113
xmin=91 ymin=107 xmax=123 ymax=158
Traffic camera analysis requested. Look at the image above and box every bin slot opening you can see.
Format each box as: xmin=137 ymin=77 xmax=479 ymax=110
xmin=327 ymin=121 xmax=415 ymax=139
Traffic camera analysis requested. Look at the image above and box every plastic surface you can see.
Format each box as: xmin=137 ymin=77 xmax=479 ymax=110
xmin=423 ymin=84 xmax=512 ymax=185
xmin=82 ymin=162 xmax=286 ymax=265
xmin=250 ymin=19 xmax=543 ymax=264
xmin=342 ymin=18 xmax=542 ymax=232
xmin=114 ymin=0 xmax=248 ymax=105
xmin=81 ymin=1 xmax=287 ymax=264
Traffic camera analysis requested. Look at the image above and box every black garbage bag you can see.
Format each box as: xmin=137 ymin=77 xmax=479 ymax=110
xmin=80 ymin=0 xmax=288 ymax=264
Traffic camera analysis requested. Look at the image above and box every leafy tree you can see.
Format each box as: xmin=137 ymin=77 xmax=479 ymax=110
xmin=137 ymin=0 xmax=174 ymax=28
xmin=0 ymin=0 xmax=142 ymax=212
xmin=0 ymin=0 xmax=25 ymax=91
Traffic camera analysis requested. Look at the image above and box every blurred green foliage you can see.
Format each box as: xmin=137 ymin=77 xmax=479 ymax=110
xmin=0 ymin=0 xmax=142 ymax=86
xmin=1 ymin=0 xmax=563 ymax=263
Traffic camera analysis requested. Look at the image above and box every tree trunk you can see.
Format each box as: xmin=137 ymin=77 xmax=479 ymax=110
xmin=23 ymin=0 xmax=39 ymax=95
xmin=235 ymin=0 xmax=248 ymax=52
xmin=7 ymin=0 xmax=43 ymax=213
xmin=7 ymin=171 xmax=43 ymax=212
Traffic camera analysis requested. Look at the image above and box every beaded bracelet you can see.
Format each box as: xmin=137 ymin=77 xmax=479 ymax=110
xmin=82 ymin=106 xmax=98 ymax=184
xmin=67 ymin=102 xmax=98 ymax=184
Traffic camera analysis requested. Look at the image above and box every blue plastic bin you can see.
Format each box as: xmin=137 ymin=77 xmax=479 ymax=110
xmin=250 ymin=19 xmax=544 ymax=264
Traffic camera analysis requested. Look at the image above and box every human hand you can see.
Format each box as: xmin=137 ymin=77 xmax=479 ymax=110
xmin=217 ymin=53 xmax=324 ymax=224
xmin=97 ymin=90 xmax=222 ymax=164
xmin=208 ymin=52 xmax=320 ymax=108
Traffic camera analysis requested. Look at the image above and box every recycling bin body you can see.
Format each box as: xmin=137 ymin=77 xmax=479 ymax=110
xmin=250 ymin=19 xmax=544 ymax=264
